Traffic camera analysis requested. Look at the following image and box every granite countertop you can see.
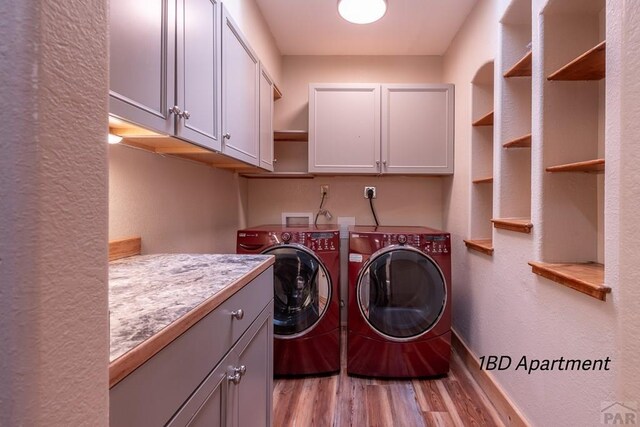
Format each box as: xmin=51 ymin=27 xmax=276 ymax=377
xmin=109 ymin=253 xmax=273 ymax=365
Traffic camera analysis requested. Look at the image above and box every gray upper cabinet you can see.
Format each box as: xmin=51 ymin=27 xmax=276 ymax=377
xmin=109 ymin=0 xmax=222 ymax=152
xmin=259 ymin=66 xmax=275 ymax=171
xmin=308 ymin=83 xmax=454 ymax=175
xmin=222 ymin=6 xmax=260 ymax=166
xmin=109 ymin=0 xmax=175 ymax=135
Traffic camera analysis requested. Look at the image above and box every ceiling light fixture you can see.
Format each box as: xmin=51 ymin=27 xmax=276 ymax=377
xmin=338 ymin=0 xmax=387 ymax=25
xmin=108 ymin=133 xmax=123 ymax=144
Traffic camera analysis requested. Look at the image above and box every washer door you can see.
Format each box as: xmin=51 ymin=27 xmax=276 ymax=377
xmin=263 ymin=245 xmax=332 ymax=338
xmin=357 ymin=246 xmax=446 ymax=341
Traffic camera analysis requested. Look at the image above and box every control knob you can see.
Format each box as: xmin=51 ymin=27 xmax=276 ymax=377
xmin=397 ymin=234 xmax=408 ymax=245
xmin=281 ymin=232 xmax=292 ymax=243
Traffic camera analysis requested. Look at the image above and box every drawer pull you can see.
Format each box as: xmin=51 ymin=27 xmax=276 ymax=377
xmin=231 ymin=309 xmax=244 ymax=320
xmin=227 ymin=372 xmax=241 ymax=385
xmin=233 ymin=365 xmax=247 ymax=376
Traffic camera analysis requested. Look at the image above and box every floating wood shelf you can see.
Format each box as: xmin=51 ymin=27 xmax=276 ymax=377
xmin=472 ymin=176 xmax=493 ymax=184
xmin=548 ymin=41 xmax=605 ymax=81
xmin=273 ymin=84 xmax=283 ymax=100
xmin=491 ymin=218 xmax=533 ymax=233
xmin=274 ymin=130 xmax=308 ymax=141
xmin=529 ymin=261 xmax=610 ymax=301
xmin=472 ymin=111 xmax=494 ymax=127
xmin=463 ymin=239 xmax=494 ymax=256
xmin=503 ymin=133 xmax=532 ymax=148
xmin=546 ymin=158 xmax=605 ymax=173
xmin=239 ymin=172 xmax=314 ymax=179
xmin=504 ymin=51 xmax=532 ymax=78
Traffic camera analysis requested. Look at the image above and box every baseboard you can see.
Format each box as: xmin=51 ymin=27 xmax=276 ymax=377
xmin=451 ymin=329 xmax=531 ymax=427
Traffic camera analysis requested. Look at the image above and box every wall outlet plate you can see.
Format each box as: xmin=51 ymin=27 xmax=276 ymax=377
xmin=320 ymin=185 xmax=329 ymax=197
xmin=364 ymin=186 xmax=376 ymax=198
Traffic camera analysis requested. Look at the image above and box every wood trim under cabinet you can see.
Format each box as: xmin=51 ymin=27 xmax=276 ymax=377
xmin=463 ymin=239 xmax=494 ymax=256
xmin=548 ymin=41 xmax=606 ymax=81
xmin=451 ymin=330 xmax=531 ymax=427
xmin=109 ymin=237 xmax=142 ymax=261
xmin=491 ymin=218 xmax=533 ymax=234
xmin=546 ymin=158 xmax=604 ymax=173
xmin=504 ymin=51 xmax=532 ymax=78
xmin=472 ymin=111 xmax=494 ymax=127
xmin=528 ymin=261 xmax=610 ymax=301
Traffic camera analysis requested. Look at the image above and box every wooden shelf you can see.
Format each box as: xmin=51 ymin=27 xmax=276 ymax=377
xmin=472 ymin=111 xmax=494 ymax=127
xmin=491 ymin=218 xmax=533 ymax=234
xmin=273 ymin=84 xmax=283 ymax=100
xmin=274 ymin=130 xmax=308 ymax=141
xmin=529 ymin=261 xmax=610 ymax=301
xmin=472 ymin=176 xmax=493 ymax=184
xmin=503 ymin=133 xmax=531 ymax=148
xmin=463 ymin=239 xmax=494 ymax=256
xmin=548 ymin=41 xmax=605 ymax=81
xmin=240 ymin=172 xmax=314 ymax=179
xmin=546 ymin=158 xmax=604 ymax=173
xmin=504 ymin=51 xmax=532 ymax=78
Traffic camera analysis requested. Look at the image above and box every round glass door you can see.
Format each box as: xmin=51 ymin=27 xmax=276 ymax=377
xmin=357 ymin=247 xmax=446 ymax=341
xmin=263 ymin=245 xmax=331 ymax=338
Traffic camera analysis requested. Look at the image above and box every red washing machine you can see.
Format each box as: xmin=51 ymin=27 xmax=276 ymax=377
xmin=347 ymin=226 xmax=451 ymax=378
xmin=237 ymin=225 xmax=340 ymax=376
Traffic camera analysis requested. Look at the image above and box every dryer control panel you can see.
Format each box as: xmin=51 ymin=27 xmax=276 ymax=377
xmin=382 ymin=233 xmax=450 ymax=255
xmin=305 ymin=232 xmax=339 ymax=253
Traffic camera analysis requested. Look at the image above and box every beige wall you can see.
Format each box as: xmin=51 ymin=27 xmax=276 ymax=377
xmin=249 ymin=55 xmax=446 ymax=228
xmin=1 ymin=0 xmax=109 ymax=424
xmin=109 ymin=145 xmax=248 ymax=253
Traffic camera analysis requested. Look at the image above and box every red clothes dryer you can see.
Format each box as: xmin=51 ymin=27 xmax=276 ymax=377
xmin=347 ymin=226 xmax=451 ymax=378
xmin=237 ymin=225 xmax=340 ymax=376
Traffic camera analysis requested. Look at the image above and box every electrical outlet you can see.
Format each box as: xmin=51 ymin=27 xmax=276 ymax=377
xmin=364 ymin=186 xmax=376 ymax=199
xmin=320 ymin=185 xmax=329 ymax=197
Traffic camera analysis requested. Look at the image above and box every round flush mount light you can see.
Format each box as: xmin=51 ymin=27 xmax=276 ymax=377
xmin=338 ymin=0 xmax=387 ymax=25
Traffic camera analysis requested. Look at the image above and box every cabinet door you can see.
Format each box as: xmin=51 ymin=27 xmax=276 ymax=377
xmin=175 ymin=0 xmax=222 ymax=151
xmin=109 ymin=0 xmax=175 ymax=134
xmin=221 ymin=7 xmax=260 ymax=165
xmin=309 ymin=84 xmax=381 ymax=174
xmin=227 ymin=306 xmax=273 ymax=427
xmin=381 ymin=84 xmax=455 ymax=174
xmin=259 ymin=66 xmax=275 ymax=171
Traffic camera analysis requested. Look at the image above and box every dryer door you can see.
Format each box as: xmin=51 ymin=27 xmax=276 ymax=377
xmin=357 ymin=246 xmax=446 ymax=341
xmin=263 ymin=245 xmax=332 ymax=338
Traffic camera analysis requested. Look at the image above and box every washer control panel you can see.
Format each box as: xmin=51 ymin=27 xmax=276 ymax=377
xmin=267 ymin=231 xmax=339 ymax=252
xmin=422 ymin=234 xmax=450 ymax=255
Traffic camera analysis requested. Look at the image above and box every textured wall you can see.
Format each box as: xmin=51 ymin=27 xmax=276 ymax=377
xmin=443 ymin=0 xmax=618 ymax=425
xmin=0 ymin=0 xmax=109 ymax=425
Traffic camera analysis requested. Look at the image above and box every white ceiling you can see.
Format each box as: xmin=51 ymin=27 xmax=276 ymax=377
xmin=255 ymin=0 xmax=479 ymax=56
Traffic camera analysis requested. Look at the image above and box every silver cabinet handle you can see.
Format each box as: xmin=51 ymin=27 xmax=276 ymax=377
xmin=231 ymin=309 xmax=244 ymax=320
xmin=182 ymin=110 xmax=190 ymax=120
xmin=227 ymin=372 xmax=241 ymax=385
xmin=223 ymin=133 xmax=231 ymax=140
xmin=383 ymin=160 xmax=387 ymax=167
xmin=376 ymin=160 xmax=381 ymax=172
xmin=233 ymin=365 xmax=247 ymax=376
xmin=169 ymin=106 xmax=182 ymax=116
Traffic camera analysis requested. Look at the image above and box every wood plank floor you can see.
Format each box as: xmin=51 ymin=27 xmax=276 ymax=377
xmin=273 ymin=332 xmax=504 ymax=427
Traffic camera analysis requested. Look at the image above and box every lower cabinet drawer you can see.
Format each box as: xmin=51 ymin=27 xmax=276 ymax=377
xmin=110 ymin=267 xmax=273 ymax=427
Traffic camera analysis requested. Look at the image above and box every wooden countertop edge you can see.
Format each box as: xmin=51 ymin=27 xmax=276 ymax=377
xmin=109 ymin=256 xmax=275 ymax=388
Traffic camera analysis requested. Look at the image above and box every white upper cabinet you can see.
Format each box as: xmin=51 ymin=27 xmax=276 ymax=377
xmin=309 ymin=84 xmax=381 ymax=174
xmin=222 ymin=6 xmax=260 ymax=166
xmin=109 ymin=0 xmax=222 ymax=151
xmin=175 ymin=0 xmax=222 ymax=151
xmin=109 ymin=0 xmax=175 ymax=135
xmin=308 ymin=83 xmax=454 ymax=175
xmin=381 ymin=84 xmax=454 ymax=174
xmin=259 ymin=66 xmax=275 ymax=171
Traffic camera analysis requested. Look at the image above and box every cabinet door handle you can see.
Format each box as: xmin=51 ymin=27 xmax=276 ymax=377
xmin=169 ymin=106 xmax=182 ymax=116
xmin=223 ymin=133 xmax=231 ymax=140
xmin=231 ymin=309 xmax=244 ymax=320
xmin=376 ymin=160 xmax=381 ymax=172
xmin=234 ymin=365 xmax=247 ymax=376
xmin=182 ymin=110 xmax=190 ymax=120
xmin=227 ymin=372 xmax=241 ymax=385
xmin=382 ymin=160 xmax=387 ymax=168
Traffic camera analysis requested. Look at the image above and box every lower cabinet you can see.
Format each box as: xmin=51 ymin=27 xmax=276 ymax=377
xmin=110 ymin=267 xmax=273 ymax=427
